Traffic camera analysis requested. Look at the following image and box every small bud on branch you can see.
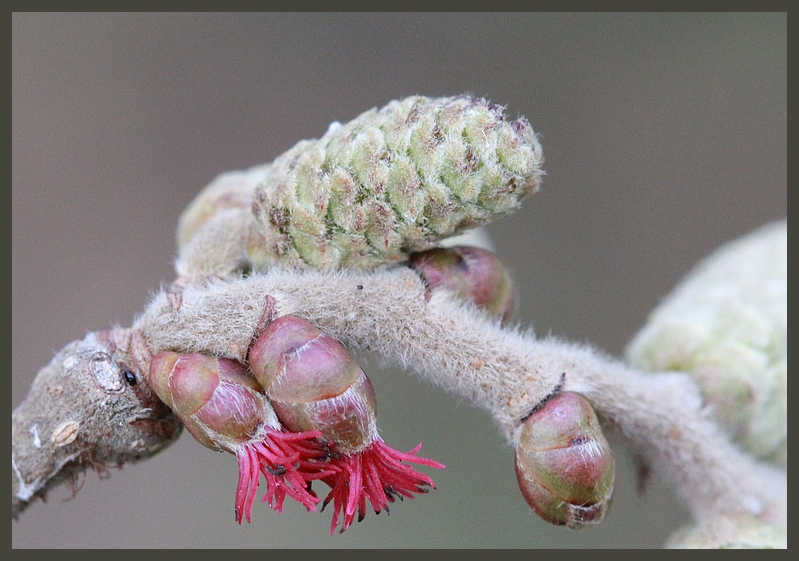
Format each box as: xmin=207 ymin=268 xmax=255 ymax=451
xmin=408 ymin=245 xmax=516 ymax=323
xmin=515 ymin=391 xmax=615 ymax=528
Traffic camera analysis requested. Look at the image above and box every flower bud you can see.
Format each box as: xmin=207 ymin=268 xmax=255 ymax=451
xmin=147 ymin=351 xmax=331 ymax=523
xmin=250 ymin=95 xmax=543 ymax=271
xmin=148 ymin=351 xmax=261 ymax=451
xmin=249 ymin=315 xmax=445 ymax=533
xmin=514 ymin=391 xmax=614 ymax=528
xmin=408 ymin=245 xmax=515 ymax=323
xmin=176 ymin=95 xmax=544 ymax=278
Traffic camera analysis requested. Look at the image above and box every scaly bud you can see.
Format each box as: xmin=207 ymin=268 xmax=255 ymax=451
xmin=147 ymin=351 xmax=332 ymax=523
xmin=175 ymin=95 xmax=544 ymax=279
xmin=408 ymin=245 xmax=515 ymax=323
xmin=249 ymin=315 xmax=445 ymax=533
xmin=514 ymin=391 xmax=614 ymax=528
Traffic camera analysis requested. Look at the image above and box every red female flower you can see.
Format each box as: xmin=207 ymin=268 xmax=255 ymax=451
xmin=249 ymin=314 xmax=445 ymax=533
xmin=147 ymin=351 xmax=334 ymax=523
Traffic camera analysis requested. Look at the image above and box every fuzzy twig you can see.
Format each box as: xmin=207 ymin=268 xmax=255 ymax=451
xmin=132 ymin=266 xmax=786 ymax=528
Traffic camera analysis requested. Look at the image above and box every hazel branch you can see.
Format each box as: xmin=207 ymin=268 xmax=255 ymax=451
xmin=13 ymin=94 xmax=784 ymax=546
xmin=133 ymin=266 xmax=786 ymax=528
xmin=11 ymin=329 xmax=182 ymax=519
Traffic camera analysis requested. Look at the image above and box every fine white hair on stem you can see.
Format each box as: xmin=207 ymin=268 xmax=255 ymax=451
xmin=134 ymin=265 xmax=786 ymax=527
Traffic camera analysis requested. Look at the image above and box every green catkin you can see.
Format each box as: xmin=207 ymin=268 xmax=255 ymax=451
xmin=176 ymin=95 xmax=544 ymax=276
xmin=626 ymin=220 xmax=787 ymax=468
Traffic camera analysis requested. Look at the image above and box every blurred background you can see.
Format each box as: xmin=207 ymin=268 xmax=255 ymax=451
xmin=12 ymin=13 xmax=786 ymax=548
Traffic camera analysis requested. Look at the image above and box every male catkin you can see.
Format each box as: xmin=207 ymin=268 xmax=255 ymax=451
xmin=176 ymin=95 xmax=543 ymax=279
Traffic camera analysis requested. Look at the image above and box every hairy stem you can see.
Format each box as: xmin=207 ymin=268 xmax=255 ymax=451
xmin=134 ymin=267 xmax=786 ymax=526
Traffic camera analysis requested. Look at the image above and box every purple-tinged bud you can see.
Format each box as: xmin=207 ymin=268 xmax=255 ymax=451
xmin=248 ymin=315 xmax=365 ymax=431
xmin=147 ymin=351 xmax=331 ymax=523
xmin=408 ymin=245 xmax=515 ymax=324
xmin=249 ymin=315 xmax=445 ymax=533
xmin=514 ymin=391 xmax=615 ymax=528
xmin=149 ymin=352 xmax=263 ymax=450
xmin=250 ymin=315 xmax=373 ymax=452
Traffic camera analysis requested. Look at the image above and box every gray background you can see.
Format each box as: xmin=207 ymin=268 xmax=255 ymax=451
xmin=12 ymin=13 xmax=786 ymax=548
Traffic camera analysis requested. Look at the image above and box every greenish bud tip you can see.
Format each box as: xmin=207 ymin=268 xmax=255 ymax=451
xmin=626 ymin=220 xmax=787 ymax=468
xmin=515 ymin=391 xmax=615 ymax=529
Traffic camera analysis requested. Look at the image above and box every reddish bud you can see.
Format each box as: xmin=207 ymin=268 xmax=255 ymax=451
xmin=250 ymin=315 xmax=445 ymax=533
xmin=249 ymin=315 xmax=364 ymax=415
xmin=408 ymin=245 xmax=515 ymax=323
xmin=514 ymin=392 xmax=615 ymax=528
xmin=147 ymin=351 xmax=332 ymax=523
